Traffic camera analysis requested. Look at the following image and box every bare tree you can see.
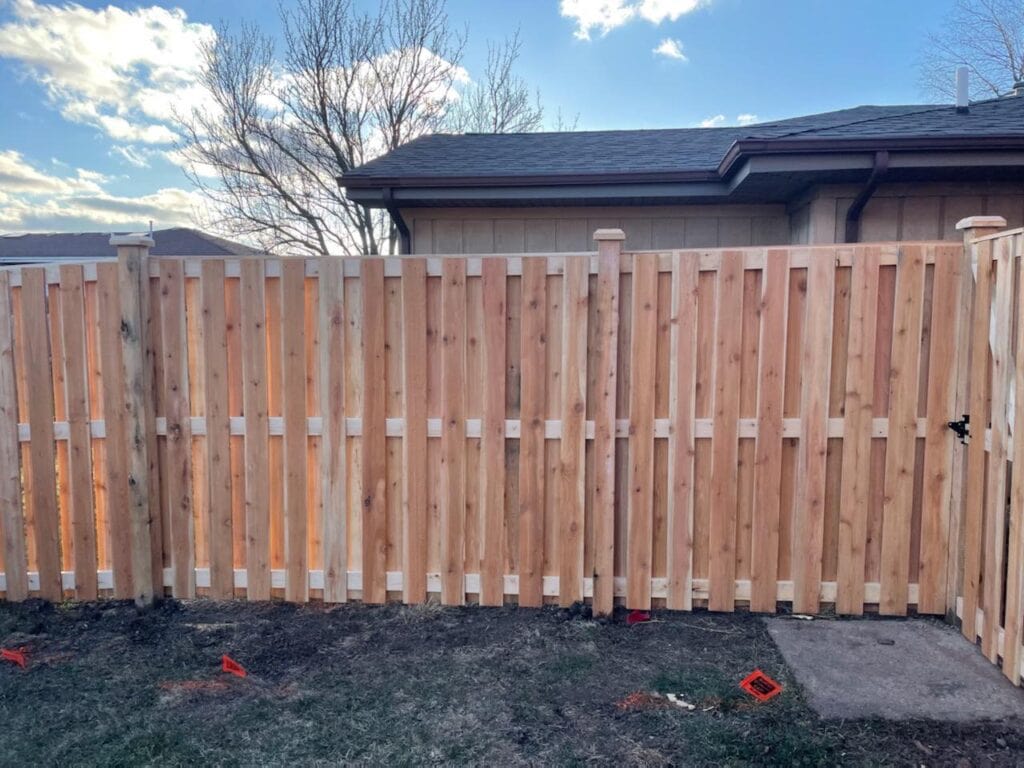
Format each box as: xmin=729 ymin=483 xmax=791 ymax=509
xmin=448 ymin=31 xmax=543 ymax=134
xmin=179 ymin=0 xmax=561 ymax=255
xmin=920 ymin=0 xmax=1024 ymax=100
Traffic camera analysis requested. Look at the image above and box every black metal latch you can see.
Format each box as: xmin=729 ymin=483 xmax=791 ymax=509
xmin=948 ymin=415 xmax=970 ymax=444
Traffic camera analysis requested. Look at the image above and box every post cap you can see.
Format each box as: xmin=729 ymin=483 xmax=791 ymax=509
xmin=109 ymin=233 xmax=155 ymax=248
xmin=955 ymin=216 xmax=1007 ymax=231
xmin=593 ymin=228 xmax=626 ymax=242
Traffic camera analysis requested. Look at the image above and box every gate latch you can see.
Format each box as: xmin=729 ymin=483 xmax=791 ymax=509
xmin=948 ymin=415 xmax=970 ymax=444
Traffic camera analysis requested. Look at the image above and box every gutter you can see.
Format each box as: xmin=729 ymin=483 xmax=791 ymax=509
xmin=844 ymin=150 xmax=889 ymax=243
xmin=382 ymin=187 xmax=411 ymax=255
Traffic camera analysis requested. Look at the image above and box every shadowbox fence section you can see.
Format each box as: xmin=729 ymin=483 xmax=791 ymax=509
xmin=0 ymin=237 xmax=971 ymax=620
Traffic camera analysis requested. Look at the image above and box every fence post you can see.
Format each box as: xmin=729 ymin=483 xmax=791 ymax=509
xmin=591 ymin=228 xmax=624 ymax=616
xmin=110 ymin=234 xmax=157 ymax=607
xmin=947 ymin=215 xmax=1007 ymax=622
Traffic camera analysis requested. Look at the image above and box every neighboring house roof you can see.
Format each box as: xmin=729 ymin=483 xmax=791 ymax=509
xmin=341 ymin=95 xmax=1024 ymax=209
xmin=0 ymin=227 xmax=259 ymax=264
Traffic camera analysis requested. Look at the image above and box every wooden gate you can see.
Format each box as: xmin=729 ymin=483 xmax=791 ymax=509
xmin=957 ymin=223 xmax=1024 ymax=684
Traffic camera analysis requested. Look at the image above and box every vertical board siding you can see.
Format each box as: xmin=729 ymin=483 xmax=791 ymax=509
xmin=0 ymin=241 xmax=985 ymax=625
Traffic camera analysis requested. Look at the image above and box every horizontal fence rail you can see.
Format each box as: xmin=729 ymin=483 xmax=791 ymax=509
xmin=0 ymin=234 xmax=970 ymax=620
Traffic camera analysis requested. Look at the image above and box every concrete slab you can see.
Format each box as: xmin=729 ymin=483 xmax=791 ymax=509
xmin=765 ymin=617 xmax=1024 ymax=721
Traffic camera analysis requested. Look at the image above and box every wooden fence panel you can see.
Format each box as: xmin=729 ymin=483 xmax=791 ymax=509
xmin=0 ymin=240 xmax=980 ymax=619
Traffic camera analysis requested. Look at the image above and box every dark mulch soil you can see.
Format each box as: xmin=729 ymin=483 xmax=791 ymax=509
xmin=0 ymin=599 xmax=1022 ymax=766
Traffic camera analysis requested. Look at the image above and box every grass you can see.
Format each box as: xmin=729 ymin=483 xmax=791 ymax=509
xmin=0 ymin=600 xmax=1022 ymax=766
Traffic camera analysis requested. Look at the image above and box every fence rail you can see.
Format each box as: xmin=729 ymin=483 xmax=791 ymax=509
xmin=0 ymin=232 xmax=971 ymax=620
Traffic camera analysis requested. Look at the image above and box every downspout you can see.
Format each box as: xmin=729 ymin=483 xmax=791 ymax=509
xmin=381 ymin=187 xmax=411 ymax=255
xmin=843 ymin=150 xmax=889 ymax=243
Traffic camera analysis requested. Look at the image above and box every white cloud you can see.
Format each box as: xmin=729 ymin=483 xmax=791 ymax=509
xmin=110 ymin=146 xmax=151 ymax=169
xmin=637 ymin=0 xmax=704 ymax=23
xmin=561 ymin=0 xmax=707 ymax=39
xmin=699 ymin=114 xmax=760 ymax=128
xmin=0 ymin=150 xmax=198 ymax=232
xmin=653 ymin=38 xmax=687 ymax=61
xmin=0 ymin=0 xmax=214 ymax=145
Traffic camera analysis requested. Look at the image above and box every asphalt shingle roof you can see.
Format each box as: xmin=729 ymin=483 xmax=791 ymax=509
xmin=344 ymin=97 xmax=1024 ymax=182
xmin=0 ymin=227 xmax=259 ymax=263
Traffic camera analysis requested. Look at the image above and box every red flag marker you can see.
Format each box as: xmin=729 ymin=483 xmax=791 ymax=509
xmin=1 ymin=649 xmax=27 ymax=669
xmin=626 ymin=610 xmax=651 ymax=626
xmin=221 ymin=655 xmax=247 ymax=678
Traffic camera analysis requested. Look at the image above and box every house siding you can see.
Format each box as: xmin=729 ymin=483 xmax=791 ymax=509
xmin=403 ymin=182 xmax=1024 ymax=254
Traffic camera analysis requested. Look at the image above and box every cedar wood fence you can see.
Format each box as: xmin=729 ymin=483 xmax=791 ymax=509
xmin=0 ymin=220 xmax=1022 ymax=683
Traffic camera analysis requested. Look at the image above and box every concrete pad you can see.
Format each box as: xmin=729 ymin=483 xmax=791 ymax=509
xmin=765 ymin=617 xmax=1024 ymax=721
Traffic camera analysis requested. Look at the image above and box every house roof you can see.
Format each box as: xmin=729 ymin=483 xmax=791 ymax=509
xmin=0 ymin=227 xmax=259 ymax=264
xmin=341 ymin=95 xmax=1024 ymax=208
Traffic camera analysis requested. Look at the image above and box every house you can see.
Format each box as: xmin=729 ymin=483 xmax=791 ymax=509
xmin=0 ymin=227 xmax=259 ymax=265
xmin=340 ymin=89 xmax=1024 ymax=254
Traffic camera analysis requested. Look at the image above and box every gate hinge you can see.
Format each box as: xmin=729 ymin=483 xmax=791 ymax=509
xmin=948 ymin=415 xmax=970 ymax=444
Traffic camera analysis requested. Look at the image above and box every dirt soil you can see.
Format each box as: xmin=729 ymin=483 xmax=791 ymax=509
xmin=1 ymin=600 xmax=1023 ymax=767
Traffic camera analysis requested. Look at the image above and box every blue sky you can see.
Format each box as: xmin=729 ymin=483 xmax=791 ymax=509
xmin=0 ymin=0 xmax=957 ymax=233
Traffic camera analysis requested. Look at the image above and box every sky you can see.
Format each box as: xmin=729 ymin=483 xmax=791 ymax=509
xmin=0 ymin=0 xmax=958 ymax=234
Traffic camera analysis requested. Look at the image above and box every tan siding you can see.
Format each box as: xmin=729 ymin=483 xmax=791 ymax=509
xmin=402 ymin=185 xmax=1022 ymax=254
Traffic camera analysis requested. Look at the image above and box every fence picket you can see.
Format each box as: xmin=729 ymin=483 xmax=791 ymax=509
xmin=835 ymin=247 xmax=880 ymax=615
xmin=160 ymin=260 xmax=194 ymax=598
xmin=627 ymin=253 xmax=658 ymax=609
xmin=667 ymin=252 xmax=697 ymax=610
xmin=480 ymin=258 xmax=507 ymax=606
xmin=282 ymin=260 xmax=309 ymax=603
xmin=518 ymin=257 xmax=546 ymax=607
xmin=917 ymin=247 xmax=962 ymax=615
xmin=241 ymin=260 xmax=270 ymax=600
xmin=879 ymin=245 xmax=926 ymax=616
xmin=708 ymin=251 xmax=744 ymax=611
xmin=320 ymin=259 xmax=348 ymax=603
xmin=981 ymin=237 xmax=1015 ymax=660
xmin=0 ymin=272 xmax=26 ymax=601
xmin=558 ymin=255 xmax=588 ymax=606
xmin=750 ymin=249 xmax=790 ymax=613
xmin=792 ymin=251 xmax=835 ymax=615
xmin=1004 ymin=236 xmax=1024 ymax=684
xmin=59 ymin=265 xmax=97 ymax=600
xmin=22 ymin=268 xmax=62 ymax=601
xmin=440 ymin=258 xmax=467 ymax=606
xmin=201 ymin=261 xmax=233 ymax=599
xmin=361 ymin=259 xmax=387 ymax=605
